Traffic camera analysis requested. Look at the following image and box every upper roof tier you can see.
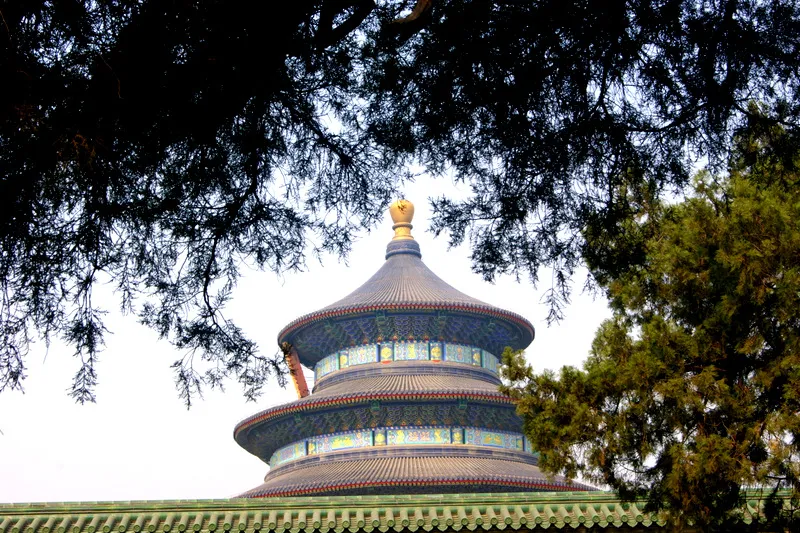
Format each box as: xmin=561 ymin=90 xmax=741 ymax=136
xmin=278 ymin=201 xmax=535 ymax=367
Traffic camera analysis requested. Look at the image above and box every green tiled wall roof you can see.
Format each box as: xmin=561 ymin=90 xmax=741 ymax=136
xmin=1 ymin=491 xmax=794 ymax=532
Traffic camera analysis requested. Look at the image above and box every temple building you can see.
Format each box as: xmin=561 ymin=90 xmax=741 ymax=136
xmin=0 ymin=201 xmax=789 ymax=531
xmin=233 ymin=199 xmax=589 ymax=497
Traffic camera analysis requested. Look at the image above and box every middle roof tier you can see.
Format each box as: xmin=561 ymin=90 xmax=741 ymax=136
xmin=234 ymin=361 xmax=520 ymax=462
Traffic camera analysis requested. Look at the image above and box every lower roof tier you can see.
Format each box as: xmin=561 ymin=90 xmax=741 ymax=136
xmin=238 ymin=448 xmax=593 ymax=498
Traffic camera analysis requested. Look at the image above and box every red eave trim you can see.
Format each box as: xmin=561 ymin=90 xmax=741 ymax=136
xmin=245 ymin=478 xmax=592 ymax=498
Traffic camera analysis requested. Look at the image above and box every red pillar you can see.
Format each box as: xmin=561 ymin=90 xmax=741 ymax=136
xmin=281 ymin=343 xmax=309 ymax=398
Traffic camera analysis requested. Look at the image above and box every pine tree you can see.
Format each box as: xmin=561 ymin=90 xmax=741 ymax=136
xmin=503 ymin=121 xmax=800 ymax=528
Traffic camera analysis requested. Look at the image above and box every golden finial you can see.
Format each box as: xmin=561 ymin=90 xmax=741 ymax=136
xmin=389 ymin=199 xmax=415 ymax=241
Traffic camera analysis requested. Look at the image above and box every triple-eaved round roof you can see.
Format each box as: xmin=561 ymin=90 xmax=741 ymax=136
xmin=278 ymin=201 xmax=535 ymax=367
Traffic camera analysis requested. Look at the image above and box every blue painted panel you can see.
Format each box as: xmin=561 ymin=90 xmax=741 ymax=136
xmin=270 ymin=441 xmax=307 ymax=468
xmin=308 ymin=430 xmax=373 ymax=454
xmin=483 ymin=351 xmax=499 ymax=372
xmin=379 ymin=343 xmax=394 ymax=363
xmin=347 ymin=345 xmax=378 ymax=366
xmin=394 ymin=342 xmax=429 ymax=361
xmin=387 ymin=428 xmax=451 ymax=445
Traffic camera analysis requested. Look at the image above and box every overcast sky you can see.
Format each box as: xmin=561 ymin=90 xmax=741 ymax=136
xmin=0 ymin=176 xmax=611 ymax=503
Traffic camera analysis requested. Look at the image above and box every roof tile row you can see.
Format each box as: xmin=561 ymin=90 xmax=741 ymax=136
xmin=3 ymin=491 xmax=795 ymax=532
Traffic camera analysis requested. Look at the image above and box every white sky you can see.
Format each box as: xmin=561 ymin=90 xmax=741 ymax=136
xmin=0 ymin=176 xmax=611 ymax=503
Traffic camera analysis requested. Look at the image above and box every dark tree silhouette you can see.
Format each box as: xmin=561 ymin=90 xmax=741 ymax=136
xmin=2 ymin=0 xmax=798 ymax=403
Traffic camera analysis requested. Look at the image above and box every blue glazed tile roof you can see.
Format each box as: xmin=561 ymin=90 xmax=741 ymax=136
xmin=278 ymin=240 xmax=535 ymax=366
xmin=320 ymin=252 xmax=493 ymax=310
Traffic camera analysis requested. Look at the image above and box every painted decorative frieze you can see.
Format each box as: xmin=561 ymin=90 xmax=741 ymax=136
xmin=347 ymin=345 xmax=378 ymax=366
xmin=314 ymin=342 xmax=499 ymax=380
xmin=315 ymin=353 xmax=339 ymax=381
xmin=269 ymin=441 xmax=307 ymax=468
xmin=308 ymin=430 xmax=373 ymax=455
xmin=269 ymin=426 xmax=531 ymax=469
xmin=464 ymin=428 xmax=524 ymax=450
xmin=393 ymin=342 xmax=429 ymax=361
xmin=387 ymin=427 xmax=451 ymax=445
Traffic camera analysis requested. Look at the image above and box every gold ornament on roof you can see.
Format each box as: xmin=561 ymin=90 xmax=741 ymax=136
xmin=389 ymin=199 xmax=415 ymax=241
